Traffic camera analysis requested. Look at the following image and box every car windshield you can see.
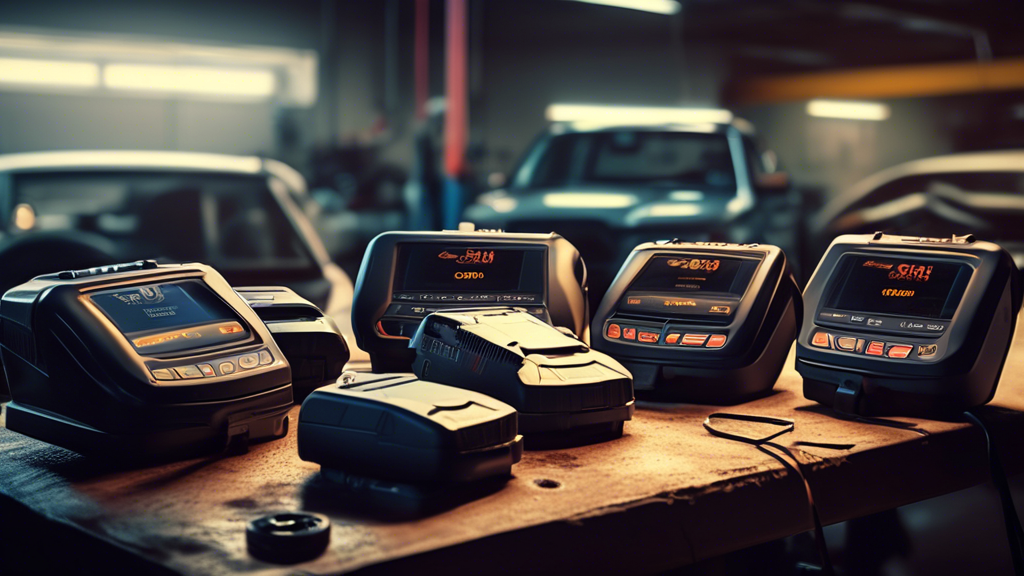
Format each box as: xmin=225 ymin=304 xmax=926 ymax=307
xmin=516 ymin=131 xmax=736 ymax=190
xmin=10 ymin=171 xmax=313 ymax=271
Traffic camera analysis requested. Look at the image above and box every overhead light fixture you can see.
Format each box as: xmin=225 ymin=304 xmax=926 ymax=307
xmin=806 ymin=99 xmax=891 ymax=121
xmin=103 ymin=63 xmax=276 ymax=99
xmin=566 ymin=0 xmax=682 ymax=15
xmin=547 ymin=104 xmax=733 ymax=126
xmin=0 ymin=57 xmax=99 ymax=88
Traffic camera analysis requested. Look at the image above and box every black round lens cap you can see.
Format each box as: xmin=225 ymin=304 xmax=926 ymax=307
xmin=246 ymin=512 xmax=331 ymax=564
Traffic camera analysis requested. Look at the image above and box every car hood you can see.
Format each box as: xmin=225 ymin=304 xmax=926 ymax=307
xmin=465 ymin=185 xmax=748 ymax=228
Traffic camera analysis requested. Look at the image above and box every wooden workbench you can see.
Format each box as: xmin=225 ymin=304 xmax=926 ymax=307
xmin=3 ymin=331 xmax=1024 ymax=575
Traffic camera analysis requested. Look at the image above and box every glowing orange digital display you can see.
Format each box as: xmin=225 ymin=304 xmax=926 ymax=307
xmin=133 ymin=332 xmax=182 ymax=348
xmin=663 ymin=298 xmax=697 ymax=307
xmin=665 ymin=258 xmax=720 ymax=272
xmin=438 ymin=249 xmax=495 ymax=264
xmin=219 ymin=322 xmax=244 ymax=334
xmin=889 ymin=264 xmax=933 ymax=282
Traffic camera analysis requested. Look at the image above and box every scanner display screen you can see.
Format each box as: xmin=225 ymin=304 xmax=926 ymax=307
xmin=393 ymin=244 xmax=545 ymax=294
xmin=628 ymin=255 xmax=759 ymax=296
xmin=824 ymin=255 xmax=972 ymax=320
xmin=90 ymin=281 xmax=249 ymax=350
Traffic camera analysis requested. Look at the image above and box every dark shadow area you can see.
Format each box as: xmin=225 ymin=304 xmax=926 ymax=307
xmin=299 ymin=469 xmax=511 ymax=522
xmin=0 ymin=494 xmax=179 ymax=576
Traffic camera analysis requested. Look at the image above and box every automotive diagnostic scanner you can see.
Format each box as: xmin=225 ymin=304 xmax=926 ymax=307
xmin=1 ymin=260 xmax=293 ymax=459
xmin=796 ymin=233 xmax=1021 ymax=418
xmin=236 ymin=286 xmax=349 ymax=402
xmin=298 ymin=373 xmax=523 ymax=485
xmin=352 ymin=229 xmax=588 ymax=373
xmin=410 ymin=308 xmax=634 ymax=439
xmin=592 ymin=241 xmax=801 ymax=404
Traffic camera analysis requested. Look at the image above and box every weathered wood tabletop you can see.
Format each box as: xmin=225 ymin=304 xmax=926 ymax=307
xmin=3 ymin=328 xmax=1024 ymax=575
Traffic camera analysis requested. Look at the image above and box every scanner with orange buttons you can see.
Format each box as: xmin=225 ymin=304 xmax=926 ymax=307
xmin=1 ymin=261 xmax=294 ymax=459
xmin=797 ymin=233 xmax=1021 ymax=417
xmin=592 ymin=241 xmax=801 ymax=404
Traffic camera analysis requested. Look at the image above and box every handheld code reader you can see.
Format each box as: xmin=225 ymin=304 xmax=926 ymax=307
xmin=236 ymin=286 xmax=349 ymax=402
xmin=410 ymin=307 xmax=634 ymax=439
xmin=796 ymin=233 xmax=1022 ymax=417
xmin=1 ymin=260 xmax=293 ymax=458
xmin=298 ymin=372 xmax=523 ymax=485
xmin=352 ymin=229 xmax=588 ymax=373
xmin=592 ymin=241 xmax=801 ymax=403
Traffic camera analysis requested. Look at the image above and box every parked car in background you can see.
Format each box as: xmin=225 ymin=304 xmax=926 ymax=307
xmin=814 ymin=150 xmax=1024 ymax=270
xmin=0 ymin=151 xmax=358 ymax=354
xmin=464 ymin=119 xmax=797 ymax=308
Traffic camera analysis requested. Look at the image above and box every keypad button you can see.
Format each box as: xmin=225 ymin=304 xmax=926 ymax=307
xmin=835 ymin=337 xmax=856 ymax=351
xmin=151 ymin=368 xmax=175 ymax=381
xmin=811 ymin=332 xmax=831 ymax=348
xmin=219 ymin=361 xmax=236 ymax=375
xmin=637 ymin=332 xmax=659 ymax=343
xmin=918 ymin=344 xmax=937 ymax=357
xmin=665 ymin=333 xmax=680 ymax=345
xmin=198 ymin=364 xmax=216 ymax=377
xmin=238 ymin=354 xmax=259 ymax=369
xmin=865 ymin=341 xmax=885 ymax=356
xmin=706 ymin=335 xmax=727 ymax=348
xmin=174 ymin=365 xmax=204 ymax=379
xmin=622 ymin=328 xmax=637 ymax=341
xmin=681 ymin=334 xmax=709 ymax=346
xmin=606 ymin=324 xmax=621 ymax=339
xmin=259 ymin=350 xmax=274 ymax=365
xmin=887 ymin=345 xmax=913 ymax=359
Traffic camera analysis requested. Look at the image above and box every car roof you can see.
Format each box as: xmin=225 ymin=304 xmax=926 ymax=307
xmin=817 ymin=149 xmax=1024 ymax=231
xmin=548 ymin=119 xmax=753 ymax=136
xmin=0 ymin=150 xmax=306 ymax=191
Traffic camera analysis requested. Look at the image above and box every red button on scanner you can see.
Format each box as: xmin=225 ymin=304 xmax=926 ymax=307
xmin=706 ymin=335 xmax=727 ymax=348
xmin=623 ymin=327 xmax=637 ymax=340
xmin=811 ymin=332 xmax=831 ymax=348
xmin=606 ymin=324 xmax=621 ymax=339
xmin=638 ymin=332 xmax=660 ymax=343
xmin=866 ymin=341 xmax=885 ymax=356
xmin=887 ymin=345 xmax=913 ymax=359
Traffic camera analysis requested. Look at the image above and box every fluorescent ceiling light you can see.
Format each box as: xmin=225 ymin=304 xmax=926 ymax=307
xmin=567 ymin=0 xmax=681 ymax=15
xmin=547 ymin=104 xmax=733 ymax=126
xmin=543 ymin=192 xmax=638 ymax=209
xmin=0 ymin=57 xmax=99 ymax=87
xmin=806 ymin=99 xmax=891 ymax=121
xmin=104 ymin=63 xmax=275 ymax=98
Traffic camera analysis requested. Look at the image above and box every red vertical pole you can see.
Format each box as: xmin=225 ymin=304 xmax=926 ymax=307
xmin=444 ymin=0 xmax=468 ymax=177
xmin=414 ymin=0 xmax=430 ymax=120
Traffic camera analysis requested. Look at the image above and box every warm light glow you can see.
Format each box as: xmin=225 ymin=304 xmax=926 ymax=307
xmin=547 ymin=104 xmax=733 ymax=126
xmin=566 ymin=0 xmax=681 ymax=15
xmin=0 ymin=57 xmax=99 ymax=87
xmin=668 ymin=190 xmax=704 ymax=201
xmin=806 ymin=99 xmax=891 ymax=121
xmin=490 ymin=197 xmax=518 ymax=213
xmin=0 ymin=151 xmax=263 ymax=173
xmin=104 ymin=64 xmax=276 ymax=98
xmin=644 ymin=203 xmax=703 ymax=217
xmin=12 ymin=203 xmax=35 ymax=230
xmin=543 ymin=192 xmax=638 ymax=209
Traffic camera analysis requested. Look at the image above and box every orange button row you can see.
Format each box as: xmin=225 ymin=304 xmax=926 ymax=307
xmin=605 ymin=324 xmax=726 ymax=348
xmin=811 ymin=331 xmax=923 ymax=359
